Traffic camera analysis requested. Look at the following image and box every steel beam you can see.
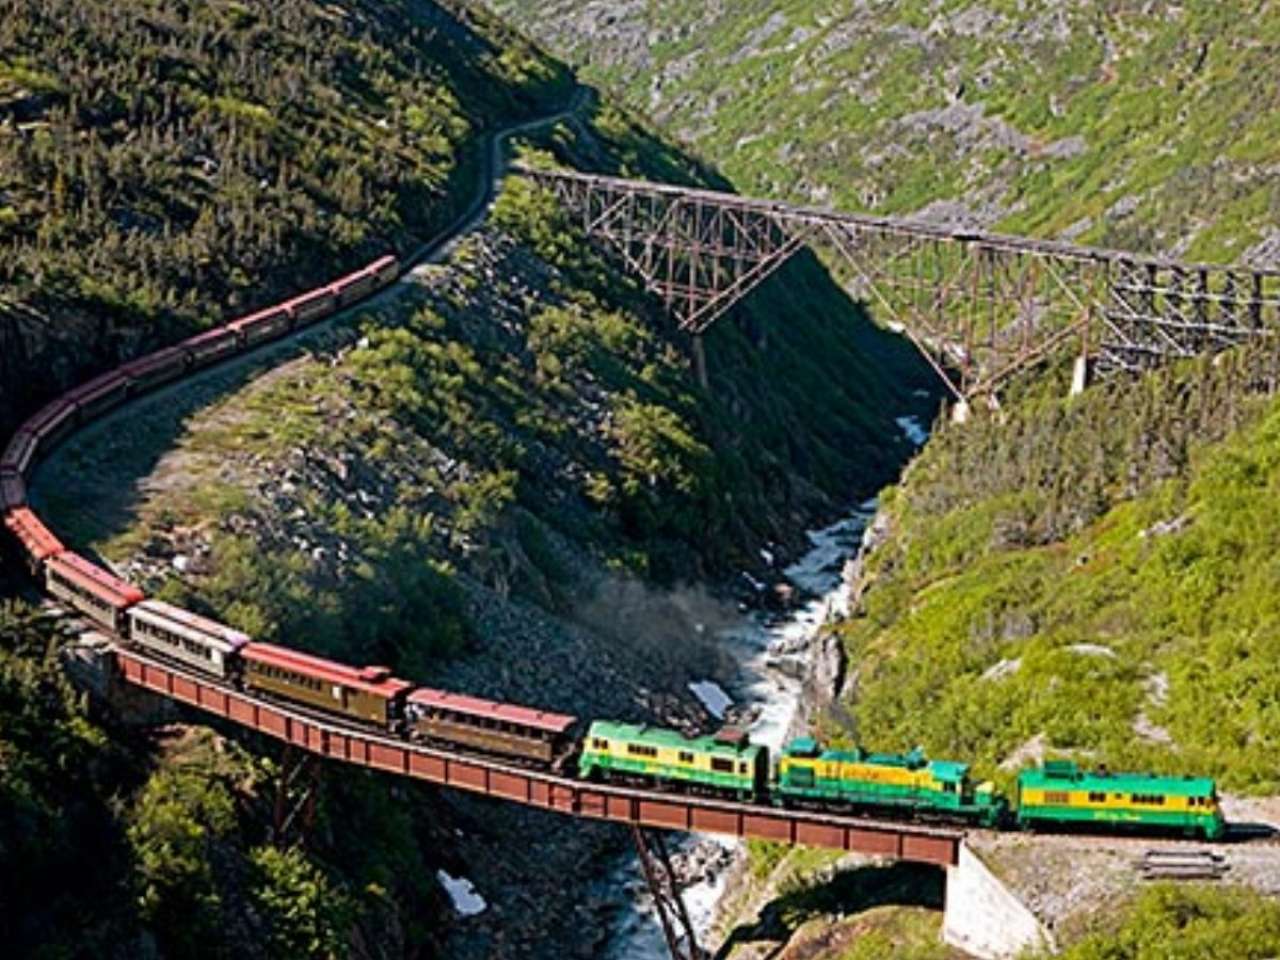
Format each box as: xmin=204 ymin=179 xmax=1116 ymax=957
xmin=630 ymin=826 xmax=704 ymax=960
xmin=522 ymin=167 xmax=1280 ymax=403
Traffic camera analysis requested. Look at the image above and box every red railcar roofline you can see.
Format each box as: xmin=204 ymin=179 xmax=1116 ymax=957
xmin=1 ymin=430 xmax=36 ymax=474
xmin=123 ymin=346 xmax=185 ymax=375
xmin=241 ymin=642 xmax=413 ymax=697
xmin=21 ymin=398 xmax=74 ymax=435
xmin=65 ymin=370 xmax=127 ymax=403
xmin=407 ymin=687 xmax=578 ymax=734
xmin=286 ymin=287 xmax=337 ymax=308
xmin=182 ymin=326 xmax=237 ymax=347
xmin=230 ymin=305 xmax=288 ymax=326
xmin=49 ymin=551 xmax=145 ymax=607
xmin=4 ymin=507 xmax=65 ymax=559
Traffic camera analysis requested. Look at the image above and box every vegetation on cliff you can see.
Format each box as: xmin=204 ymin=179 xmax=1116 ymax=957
xmin=832 ymin=345 xmax=1280 ymax=793
xmin=0 ymin=0 xmax=569 ymax=431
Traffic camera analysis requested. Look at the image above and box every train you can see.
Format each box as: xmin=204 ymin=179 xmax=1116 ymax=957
xmin=0 ymin=254 xmax=1227 ymax=843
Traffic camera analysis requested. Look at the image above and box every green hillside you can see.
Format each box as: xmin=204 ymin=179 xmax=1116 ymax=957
xmin=0 ymin=0 xmax=568 ymax=431
xmin=488 ymin=0 xmax=1280 ymax=265
xmin=836 ymin=346 xmax=1280 ymax=793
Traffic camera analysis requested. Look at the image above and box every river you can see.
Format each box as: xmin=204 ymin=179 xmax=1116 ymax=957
xmin=597 ymin=410 xmax=930 ymax=958
xmin=597 ymin=499 xmax=884 ymax=958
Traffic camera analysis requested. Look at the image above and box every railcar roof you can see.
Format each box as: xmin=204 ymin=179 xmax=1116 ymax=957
xmin=784 ymin=739 xmax=970 ymax=780
xmin=586 ymin=720 xmax=764 ymax=758
xmin=66 ymin=370 xmax=127 ymax=403
xmin=4 ymin=507 xmax=65 ymax=558
xmin=50 ymin=551 xmax=145 ymax=606
xmin=408 ymin=687 xmax=577 ymax=734
xmin=132 ymin=600 xmax=250 ymax=649
xmin=123 ymin=346 xmax=185 ymax=375
xmin=241 ymin=642 xmax=412 ymax=697
xmin=21 ymin=398 xmax=74 ymax=434
xmin=1018 ymin=763 xmax=1216 ymax=796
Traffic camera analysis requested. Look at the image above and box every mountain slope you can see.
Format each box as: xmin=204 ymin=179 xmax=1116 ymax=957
xmin=0 ymin=0 xmax=569 ymax=431
xmin=487 ymin=0 xmax=1280 ymax=266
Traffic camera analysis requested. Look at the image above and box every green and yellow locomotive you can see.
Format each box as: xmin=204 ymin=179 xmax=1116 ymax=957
xmin=579 ymin=721 xmax=769 ymax=799
xmin=776 ymin=738 xmax=1005 ymax=826
xmin=1016 ymin=760 xmax=1224 ymax=840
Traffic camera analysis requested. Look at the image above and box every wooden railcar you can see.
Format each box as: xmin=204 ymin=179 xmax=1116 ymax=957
xmin=240 ymin=642 xmax=412 ymax=727
xmin=286 ymin=288 xmax=338 ymax=325
xmin=369 ymin=255 xmax=399 ymax=287
xmin=0 ymin=471 xmax=24 ymax=511
xmin=181 ymin=327 xmax=240 ymax=368
xmin=3 ymin=507 xmax=65 ymax=574
xmin=231 ymin=307 xmax=292 ymax=346
xmin=123 ymin=346 xmax=188 ymax=392
xmin=21 ymin=398 xmax=77 ymax=456
xmin=126 ymin=600 xmax=249 ymax=680
xmin=66 ymin=371 xmax=130 ymax=424
xmin=45 ymin=551 xmax=145 ymax=633
xmin=406 ymin=687 xmax=577 ymax=764
xmin=2 ymin=429 xmax=37 ymax=476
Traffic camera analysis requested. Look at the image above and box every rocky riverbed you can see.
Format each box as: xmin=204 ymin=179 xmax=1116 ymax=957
xmin=596 ymin=496 xmax=899 ymax=957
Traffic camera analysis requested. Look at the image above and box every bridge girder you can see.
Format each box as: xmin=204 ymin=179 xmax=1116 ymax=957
xmin=524 ymin=168 xmax=1280 ymax=403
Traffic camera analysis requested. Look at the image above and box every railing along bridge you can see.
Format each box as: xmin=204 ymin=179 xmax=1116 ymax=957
xmin=524 ymin=167 xmax=1280 ymax=407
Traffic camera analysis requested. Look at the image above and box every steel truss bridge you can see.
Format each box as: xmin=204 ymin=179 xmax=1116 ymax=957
xmin=523 ymin=167 xmax=1280 ymax=403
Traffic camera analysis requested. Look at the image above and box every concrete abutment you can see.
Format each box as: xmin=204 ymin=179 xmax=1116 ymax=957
xmin=943 ymin=842 xmax=1055 ymax=959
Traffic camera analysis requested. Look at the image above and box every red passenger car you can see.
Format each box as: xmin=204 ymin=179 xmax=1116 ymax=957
xmin=44 ymin=551 xmax=145 ymax=633
xmin=66 ymin=370 xmax=130 ymax=423
xmin=1 ymin=471 xmax=24 ymax=511
xmin=122 ymin=346 xmax=187 ymax=391
xmin=3 ymin=507 xmax=65 ymax=573
xmin=21 ymin=398 xmax=77 ymax=455
xmin=230 ymin=306 xmax=291 ymax=346
xmin=1 ymin=429 xmax=37 ymax=476
xmin=407 ymin=687 xmax=578 ymax=764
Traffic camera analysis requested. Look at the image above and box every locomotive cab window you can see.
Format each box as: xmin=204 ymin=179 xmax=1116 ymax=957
xmin=592 ymin=738 xmax=609 ymax=750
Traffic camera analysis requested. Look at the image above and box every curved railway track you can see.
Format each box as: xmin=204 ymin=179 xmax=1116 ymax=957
xmin=0 ymin=87 xmax=963 ymax=868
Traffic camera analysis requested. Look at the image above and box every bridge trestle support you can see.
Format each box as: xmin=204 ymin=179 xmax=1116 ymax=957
xmin=630 ymin=825 xmax=706 ymax=960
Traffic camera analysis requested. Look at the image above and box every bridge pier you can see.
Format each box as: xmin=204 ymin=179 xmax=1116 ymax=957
xmin=942 ymin=842 xmax=1054 ymax=959
xmin=692 ymin=335 xmax=708 ymax=390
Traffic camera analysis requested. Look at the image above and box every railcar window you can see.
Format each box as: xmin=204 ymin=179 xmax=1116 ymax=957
xmin=1089 ymin=792 xmax=1107 ymax=803
xmin=711 ymin=758 xmax=734 ymax=773
xmin=679 ymin=751 xmax=694 ymax=764
xmin=1044 ymin=791 xmax=1071 ymax=805
xmin=592 ymin=738 xmax=609 ymax=750
xmin=627 ymin=744 xmax=658 ymax=758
